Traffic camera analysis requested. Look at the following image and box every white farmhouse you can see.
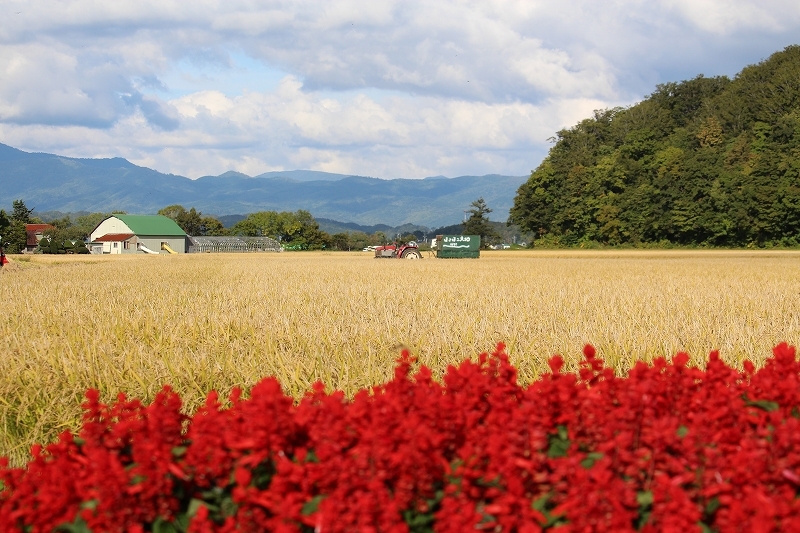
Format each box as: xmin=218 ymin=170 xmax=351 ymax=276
xmin=89 ymin=215 xmax=188 ymax=254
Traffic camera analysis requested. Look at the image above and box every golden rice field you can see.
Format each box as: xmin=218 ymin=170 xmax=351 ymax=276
xmin=2 ymin=249 xmax=800 ymax=465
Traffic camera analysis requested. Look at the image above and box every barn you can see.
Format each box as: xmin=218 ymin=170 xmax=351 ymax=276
xmin=89 ymin=215 xmax=188 ymax=254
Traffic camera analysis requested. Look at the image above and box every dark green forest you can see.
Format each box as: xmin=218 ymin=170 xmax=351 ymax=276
xmin=509 ymin=45 xmax=800 ymax=247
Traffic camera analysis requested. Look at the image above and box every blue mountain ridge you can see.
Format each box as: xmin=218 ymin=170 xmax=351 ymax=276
xmin=0 ymin=143 xmax=528 ymax=227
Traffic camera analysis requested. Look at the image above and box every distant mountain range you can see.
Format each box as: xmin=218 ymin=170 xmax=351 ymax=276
xmin=314 ymin=218 xmax=432 ymax=236
xmin=0 ymin=143 xmax=527 ymax=227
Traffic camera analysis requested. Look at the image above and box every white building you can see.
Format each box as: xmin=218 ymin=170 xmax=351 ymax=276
xmin=89 ymin=215 xmax=188 ymax=254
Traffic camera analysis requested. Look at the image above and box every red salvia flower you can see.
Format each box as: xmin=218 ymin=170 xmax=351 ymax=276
xmin=2 ymin=343 xmax=800 ymax=532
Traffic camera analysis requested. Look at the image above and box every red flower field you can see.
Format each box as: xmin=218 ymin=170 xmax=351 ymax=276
xmin=3 ymin=343 xmax=800 ymax=532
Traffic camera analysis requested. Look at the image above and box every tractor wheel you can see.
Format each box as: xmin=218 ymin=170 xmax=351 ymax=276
xmin=401 ymin=249 xmax=422 ymax=259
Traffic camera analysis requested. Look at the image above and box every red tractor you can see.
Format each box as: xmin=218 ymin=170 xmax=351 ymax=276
xmin=374 ymin=241 xmax=423 ymax=259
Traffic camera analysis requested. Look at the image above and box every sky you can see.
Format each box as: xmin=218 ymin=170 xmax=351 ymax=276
xmin=0 ymin=1 xmax=799 ymax=180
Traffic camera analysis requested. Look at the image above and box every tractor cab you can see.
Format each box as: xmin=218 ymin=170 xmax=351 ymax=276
xmin=373 ymin=240 xmax=422 ymax=259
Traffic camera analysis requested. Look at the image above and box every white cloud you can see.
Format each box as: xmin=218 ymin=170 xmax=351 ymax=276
xmin=1 ymin=72 xmax=601 ymax=178
xmin=0 ymin=44 xmax=123 ymax=126
xmin=664 ymin=0 xmax=800 ymax=34
xmin=0 ymin=0 xmax=799 ymax=179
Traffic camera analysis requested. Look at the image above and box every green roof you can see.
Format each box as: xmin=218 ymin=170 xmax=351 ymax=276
xmin=115 ymin=215 xmax=186 ymax=236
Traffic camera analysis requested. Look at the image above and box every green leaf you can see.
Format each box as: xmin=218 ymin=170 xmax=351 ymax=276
xmin=305 ymin=449 xmax=319 ymax=463
xmin=220 ymin=496 xmax=238 ymax=518
xmin=531 ymin=494 xmax=549 ymax=513
xmin=402 ymin=489 xmax=443 ymax=533
xmin=200 ymin=487 xmax=224 ymax=500
xmin=153 ymin=517 xmax=178 ymax=533
xmin=638 ymin=510 xmax=652 ymax=529
xmin=403 ymin=511 xmax=434 ymax=529
xmin=547 ymin=425 xmax=571 ymax=458
xmin=580 ymin=452 xmax=604 ymax=468
xmin=187 ymin=498 xmax=206 ymax=518
xmin=173 ymin=513 xmax=189 ymax=533
xmin=531 ymin=493 xmax=566 ymax=528
xmin=705 ymin=496 xmax=720 ymax=515
xmin=677 ymin=425 xmax=689 ymax=438
xmin=79 ymin=499 xmax=98 ymax=511
xmin=636 ymin=490 xmax=653 ymax=529
xmin=301 ymin=495 xmax=325 ymax=516
xmin=445 ymin=459 xmax=464 ymax=487
xmin=171 ymin=446 xmax=187 ymax=457
xmin=742 ymin=395 xmax=780 ymax=412
xmin=252 ymin=459 xmax=276 ymax=490
xmin=698 ymin=521 xmax=715 ymax=533
xmin=55 ymin=517 xmax=91 ymax=533
xmin=402 ymin=509 xmax=435 ymax=532
xmin=748 ymin=399 xmax=780 ymax=412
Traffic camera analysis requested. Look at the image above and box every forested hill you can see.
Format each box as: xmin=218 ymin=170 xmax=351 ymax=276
xmin=509 ymin=45 xmax=800 ymax=247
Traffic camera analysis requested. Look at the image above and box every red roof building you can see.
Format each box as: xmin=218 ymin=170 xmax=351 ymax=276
xmin=25 ymin=224 xmax=55 ymax=252
xmin=92 ymin=233 xmax=135 ymax=242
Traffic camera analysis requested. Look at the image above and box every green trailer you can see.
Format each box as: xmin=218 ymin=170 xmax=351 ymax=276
xmin=434 ymin=234 xmax=480 ymax=258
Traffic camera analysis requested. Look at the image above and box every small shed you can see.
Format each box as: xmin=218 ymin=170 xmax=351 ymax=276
xmin=89 ymin=215 xmax=188 ymax=254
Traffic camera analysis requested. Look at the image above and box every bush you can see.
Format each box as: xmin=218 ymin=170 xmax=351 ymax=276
xmin=3 ymin=343 xmax=800 ymax=532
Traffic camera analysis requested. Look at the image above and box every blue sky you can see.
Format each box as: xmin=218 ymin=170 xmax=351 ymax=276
xmin=0 ymin=0 xmax=799 ymax=179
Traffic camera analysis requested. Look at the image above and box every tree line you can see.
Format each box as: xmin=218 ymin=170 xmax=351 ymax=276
xmin=509 ymin=45 xmax=800 ymax=247
xmin=156 ymin=205 xmax=411 ymax=250
xmin=1 ymin=200 xmax=505 ymax=254
xmin=0 ymin=200 xmax=98 ymax=254
xmin=158 ymin=204 xmax=501 ymax=251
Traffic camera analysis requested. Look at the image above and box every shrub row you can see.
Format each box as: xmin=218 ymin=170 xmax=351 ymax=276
xmin=3 ymin=343 xmax=800 ymax=532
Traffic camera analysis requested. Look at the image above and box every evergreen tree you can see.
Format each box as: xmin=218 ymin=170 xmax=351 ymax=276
xmin=5 ymin=200 xmax=33 ymax=253
xmin=11 ymin=200 xmax=33 ymax=224
xmin=463 ymin=197 xmax=499 ymax=247
xmin=0 ymin=210 xmax=10 ymax=234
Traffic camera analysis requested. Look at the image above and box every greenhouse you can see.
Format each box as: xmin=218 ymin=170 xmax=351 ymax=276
xmin=189 ymin=236 xmax=283 ymax=253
